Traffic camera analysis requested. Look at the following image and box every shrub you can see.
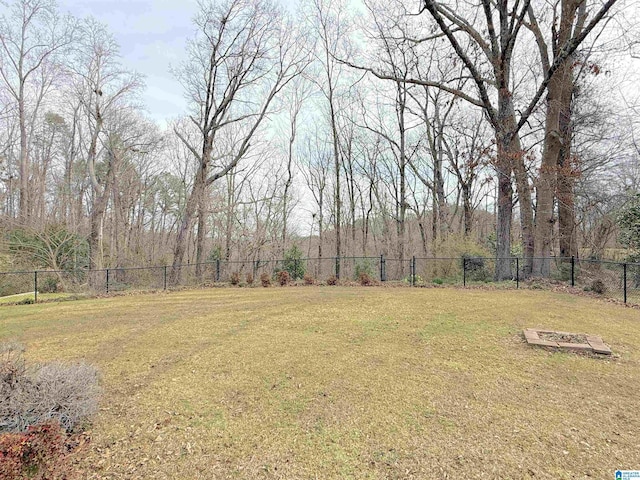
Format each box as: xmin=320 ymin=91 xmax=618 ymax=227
xmin=462 ymin=256 xmax=490 ymax=282
xmin=0 ymin=420 xmax=79 ymax=480
xmin=303 ymin=273 xmax=315 ymax=285
xmin=245 ymin=273 xmax=254 ymax=286
xmin=326 ymin=275 xmax=338 ymax=286
xmin=432 ymin=278 xmax=444 ymax=285
xmin=354 ymin=260 xmax=375 ymax=281
xmin=229 ymin=271 xmax=240 ymax=286
xmin=7 ymin=226 xmax=89 ymax=271
xmin=552 ymin=262 xmax=573 ymax=282
xmin=281 ymin=245 xmax=306 ymax=280
xmin=591 ymin=279 xmax=606 ymax=295
xmin=358 ymin=272 xmax=372 ymax=286
xmin=426 ymin=234 xmax=492 ymax=281
xmin=1 ymin=343 xmax=100 ymax=434
xmin=260 ymin=272 xmax=271 ymax=287
xmin=276 ymin=270 xmax=290 ymax=286
xmin=39 ymin=276 xmax=60 ymax=294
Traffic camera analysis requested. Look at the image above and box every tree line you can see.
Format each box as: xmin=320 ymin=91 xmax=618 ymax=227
xmin=0 ymin=0 xmax=638 ymax=279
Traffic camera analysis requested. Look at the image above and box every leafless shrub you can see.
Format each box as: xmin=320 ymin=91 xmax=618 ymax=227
xmin=0 ymin=343 xmax=100 ymax=434
xmin=303 ymin=273 xmax=315 ymax=285
xmin=260 ymin=272 xmax=271 ymax=287
xmin=326 ymin=275 xmax=338 ymax=286
xmin=591 ymin=279 xmax=606 ymax=295
xmin=276 ymin=270 xmax=290 ymax=286
xmin=245 ymin=272 xmax=254 ymax=286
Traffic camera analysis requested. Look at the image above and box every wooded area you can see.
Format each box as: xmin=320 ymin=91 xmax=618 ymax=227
xmin=0 ymin=0 xmax=638 ymax=280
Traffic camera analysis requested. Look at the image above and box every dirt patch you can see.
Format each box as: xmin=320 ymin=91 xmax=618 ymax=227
xmin=538 ymin=332 xmax=588 ymax=344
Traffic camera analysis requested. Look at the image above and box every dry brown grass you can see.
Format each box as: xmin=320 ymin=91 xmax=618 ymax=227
xmin=1 ymin=287 xmax=639 ymax=479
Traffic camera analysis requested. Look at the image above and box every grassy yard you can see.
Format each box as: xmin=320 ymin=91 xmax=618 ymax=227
xmin=0 ymin=286 xmax=639 ymax=479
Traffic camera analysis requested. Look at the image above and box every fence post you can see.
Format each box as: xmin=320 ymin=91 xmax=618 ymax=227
xmin=383 ymin=256 xmax=387 ymax=282
xmin=571 ymin=256 xmax=575 ymax=287
xmin=516 ymin=257 xmax=519 ymax=289
xmin=463 ymin=258 xmax=467 ymax=287
xmin=106 ymin=268 xmax=110 ymax=294
xmin=34 ymin=271 xmax=38 ymax=304
xmin=411 ymin=256 xmax=416 ymax=286
xmin=624 ymin=263 xmax=628 ymax=304
xmin=335 ymin=256 xmax=340 ymax=279
xmin=380 ymin=254 xmax=384 ymax=282
xmin=216 ymin=259 xmax=220 ymax=282
xmin=163 ymin=266 xmax=167 ymax=290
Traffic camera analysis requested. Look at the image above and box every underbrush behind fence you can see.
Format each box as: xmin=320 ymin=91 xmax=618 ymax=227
xmin=0 ymin=256 xmax=637 ymax=306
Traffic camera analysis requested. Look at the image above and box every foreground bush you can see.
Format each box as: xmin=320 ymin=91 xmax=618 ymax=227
xmin=0 ymin=343 xmax=98 ymax=479
xmin=326 ymin=275 xmax=338 ymax=286
xmin=0 ymin=421 xmax=81 ymax=480
xmin=303 ymin=273 xmax=315 ymax=285
xmin=229 ymin=271 xmax=240 ymax=286
xmin=260 ymin=272 xmax=271 ymax=287
xmin=245 ymin=273 xmax=254 ymax=286
xmin=358 ymin=272 xmax=373 ymax=286
xmin=1 ymin=343 xmax=100 ymax=433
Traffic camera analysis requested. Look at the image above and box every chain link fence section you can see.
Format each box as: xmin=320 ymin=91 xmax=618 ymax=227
xmin=0 ymin=256 xmax=638 ymax=306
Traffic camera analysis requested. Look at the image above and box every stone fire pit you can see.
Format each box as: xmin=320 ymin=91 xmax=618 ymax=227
xmin=524 ymin=328 xmax=612 ymax=355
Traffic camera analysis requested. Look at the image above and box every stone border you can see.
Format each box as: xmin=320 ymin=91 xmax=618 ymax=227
xmin=524 ymin=329 xmax=612 ymax=355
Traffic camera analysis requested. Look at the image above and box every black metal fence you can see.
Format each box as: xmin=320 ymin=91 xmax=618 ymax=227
xmin=0 ymin=255 xmax=638 ymax=306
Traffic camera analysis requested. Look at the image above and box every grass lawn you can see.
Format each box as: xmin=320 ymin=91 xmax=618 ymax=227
xmin=1 ymin=286 xmax=639 ymax=479
xmin=0 ymin=291 xmax=79 ymax=305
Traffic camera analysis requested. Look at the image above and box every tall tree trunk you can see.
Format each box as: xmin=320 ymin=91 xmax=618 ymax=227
xmin=329 ymin=99 xmax=341 ymax=274
xmin=171 ymin=161 xmax=207 ymax=283
xmin=462 ymin=185 xmax=473 ymax=237
xmin=18 ymin=87 xmax=29 ymax=223
xmin=495 ymin=90 xmax=518 ymax=280
xmin=532 ymin=0 xmax=580 ymax=276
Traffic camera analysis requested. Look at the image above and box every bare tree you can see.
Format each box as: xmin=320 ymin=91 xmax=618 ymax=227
xmin=0 ymin=0 xmax=75 ymax=222
xmin=171 ymin=0 xmax=309 ymax=281
xmin=72 ymin=18 xmax=143 ymax=270
xmin=305 ymin=0 xmax=353 ymax=275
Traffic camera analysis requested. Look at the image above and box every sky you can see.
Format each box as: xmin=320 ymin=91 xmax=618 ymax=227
xmin=57 ymin=0 xmax=199 ymax=125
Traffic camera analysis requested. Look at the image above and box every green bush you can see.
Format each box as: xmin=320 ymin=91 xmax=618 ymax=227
xmin=39 ymin=276 xmax=60 ymax=294
xmin=463 ymin=256 xmax=490 ymax=282
xmin=281 ymin=246 xmax=305 ymax=280
xmin=354 ymin=259 xmax=375 ymax=281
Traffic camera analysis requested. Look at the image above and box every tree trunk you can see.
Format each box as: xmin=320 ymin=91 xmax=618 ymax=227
xmin=18 ymin=89 xmax=29 ymax=223
xmin=89 ymin=189 xmax=110 ymax=271
xmin=171 ymin=162 xmax=207 ymax=283
xmin=195 ymin=195 xmax=207 ymax=278
xmin=532 ymin=0 xmax=579 ymax=276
